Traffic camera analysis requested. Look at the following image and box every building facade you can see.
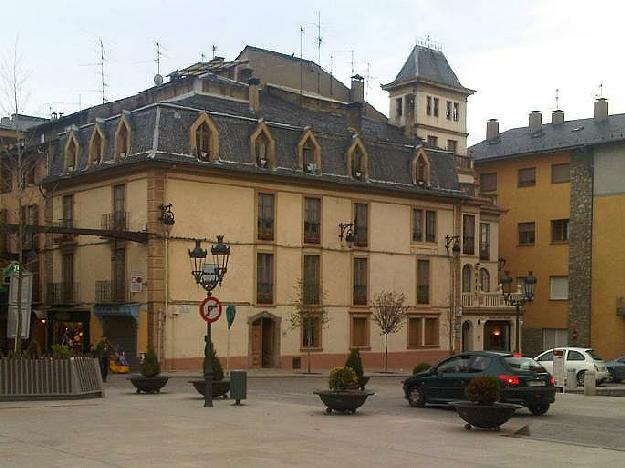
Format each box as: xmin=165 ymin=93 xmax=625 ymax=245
xmin=471 ymin=99 xmax=625 ymax=359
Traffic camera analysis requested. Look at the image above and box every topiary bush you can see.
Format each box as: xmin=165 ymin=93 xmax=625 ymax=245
xmin=51 ymin=344 xmax=72 ymax=359
xmin=329 ymin=366 xmax=358 ymax=391
xmin=345 ymin=348 xmax=364 ymax=378
xmin=211 ymin=345 xmax=224 ymax=381
xmin=141 ymin=348 xmax=161 ymax=377
xmin=465 ymin=376 xmax=501 ymax=405
xmin=413 ymin=362 xmax=431 ymax=374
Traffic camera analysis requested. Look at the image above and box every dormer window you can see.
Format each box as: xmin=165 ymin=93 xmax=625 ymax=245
xmin=250 ymin=122 xmax=276 ymax=169
xmin=64 ymin=133 xmax=79 ymax=172
xmin=347 ymin=137 xmax=368 ymax=181
xmin=412 ymin=148 xmax=431 ymax=186
xmin=297 ymin=130 xmax=321 ymax=175
xmin=89 ymin=125 xmax=106 ymax=165
xmin=114 ymin=115 xmax=131 ymax=160
xmin=189 ymin=113 xmax=219 ymax=162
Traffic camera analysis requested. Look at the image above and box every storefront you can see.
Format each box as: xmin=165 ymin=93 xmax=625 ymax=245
xmin=94 ymin=304 xmax=140 ymax=368
xmin=46 ymin=309 xmax=91 ymax=355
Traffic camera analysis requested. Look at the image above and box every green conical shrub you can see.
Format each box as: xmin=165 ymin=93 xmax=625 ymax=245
xmin=211 ymin=345 xmax=224 ymax=381
xmin=141 ymin=348 xmax=161 ymax=377
xmin=345 ymin=348 xmax=364 ymax=378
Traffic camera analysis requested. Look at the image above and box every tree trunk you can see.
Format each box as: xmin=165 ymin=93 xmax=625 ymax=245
xmin=384 ymin=334 xmax=388 ymax=372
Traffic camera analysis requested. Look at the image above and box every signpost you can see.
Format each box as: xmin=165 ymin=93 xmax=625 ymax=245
xmin=199 ymin=295 xmax=222 ymax=407
xmin=225 ymin=305 xmax=236 ymax=373
xmin=553 ymin=348 xmax=565 ymax=391
xmin=7 ymin=271 xmax=32 ymax=340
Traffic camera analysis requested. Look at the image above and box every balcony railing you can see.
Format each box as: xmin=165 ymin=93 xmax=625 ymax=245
xmin=46 ymin=282 xmax=80 ymax=305
xmin=455 ymin=154 xmax=473 ymax=170
xmin=461 ymin=290 xmax=523 ymax=308
xmin=101 ymin=212 xmax=128 ymax=231
xmin=95 ymin=280 xmax=127 ymax=303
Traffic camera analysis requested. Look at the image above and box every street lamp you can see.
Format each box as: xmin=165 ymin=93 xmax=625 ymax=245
xmin=501 ymin=270 xmax=536 ymax=354
xmin=188 ymin=235 xmax=231 ymax=407
xmin=445 ymin=235 xmax=461 ymax=354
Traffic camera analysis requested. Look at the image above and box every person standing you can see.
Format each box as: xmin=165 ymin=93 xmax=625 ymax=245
xmin=94 ymin=336 xmax=112 ymax=383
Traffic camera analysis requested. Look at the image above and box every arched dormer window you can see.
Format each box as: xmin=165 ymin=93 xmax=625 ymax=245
xmin=347 ymin=137 xmax=368 ymax=181
xmin=411 ymin=148 xmax=431 ymax=186
xmin=114 ymin=114 xmax=132 ymax=160
xmin=297 ymin=129 xmax=321 ymax=174
xmin=462 ymin=264 xmax=473 ymax=293
xmin=189 ymin=113 xmax=219 ymax=162
xmin=64 ymin=132 xmax=80 ymax=172
xmin=479 ymin=268 xmax=490 ymax=292
xmin=250 ymin=122 xmax=276 ymax=169
xmin=89 ymin=124 xmax=106 ymax=165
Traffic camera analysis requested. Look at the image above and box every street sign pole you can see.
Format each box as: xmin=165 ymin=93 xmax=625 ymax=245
xmin=199 ymin=295 xmax=222 ymax=408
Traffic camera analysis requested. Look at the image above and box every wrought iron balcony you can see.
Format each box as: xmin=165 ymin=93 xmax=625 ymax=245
xmin=95 ymin=280 xmax=127 ymax=303
xmin=101 ymin=212 xmax=128 ymax=231
xmin=46 ymin=282 xmax=80 ymax=305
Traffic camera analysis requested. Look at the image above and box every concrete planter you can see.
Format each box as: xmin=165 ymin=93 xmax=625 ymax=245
xmin=313 ymin=389 xmax=375 ymax=414
xmin=449 ymin=401 xmax=520 ymax=430
xmin=189 ymin=379 xmax=230 ymax=398
xmin=129 ymin=375 xmax=169 ymax=394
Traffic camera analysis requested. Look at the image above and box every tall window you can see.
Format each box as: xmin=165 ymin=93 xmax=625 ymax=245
xmin=417 ymin=259 xmax=430 ymax=305
xmin=301 ymin=134 xmax=320 ymax=174
xmin=256 ymin=253 xmax=274 ymax=304
xmin=353 ymin=257 xmax=368 ymax=305
xmin=551 ymin=219 xmax=569 ymax=243
xmin=518 ymin=222 xmax=536 ymax=245
xmin=196 ymin=122 xmax=212 ymax=161
xmin=551 ymin=163 xmax=570 ymax=183
xmin=303 ymin=254 xmax=321 ymax=306
xmin=433 ymin=98 xmax=439 ymax=117
xmin=412 ymin=209 xmax=423 ymax=242
xmin=66 ymin=138 xmax=77 ymax=171
xmin=415 ymin=152 xmax=430 ymax=184
xmin=254 ymin=131 xmax=270 ymax=167
xmin=479 ymin=223 xmax=490 ymax=260
xmin=424 ymin=317 xmax=439 ymax=346
xmin=395 ymin=97 xmax=403 ymax=118
xmin=257 ymin=193 xmax=274 ymax=241
xmin=303 ymin=197 xmax=321 ymax=244
xmin=446 ymin=101 xmax=452 ymax=120
xmin=480 ymin=173 xmax=497 ymax=192
xmin=302 ymin=315 xmax=321 ymax=349
xmin=425 ymin=211 xmax=436 ymax=243
xmin=351 ymin=145 xmax=365 ymax=180
xmin=462 ymin=264 xmax=472 ymax=293
xmin=479 ymin=268 xmax=490 ymax=292
xmin=0 ymin=209 xmax=8 ymax=252
xmin=0 ymin=164 xmax=11 ymax=193
xmin=113 ymin=184 xmax=126 ymax=230
xmin=62 ymin=195 xmax=74 ymax=228
xmin=518 ymin=167 xmax=536 ymax=187
xmin=90 ymin=128 xmax=104 ymax=165
xmin=351 ymin=316 xmax=369 ymax=348
xmin=426 ymin=96 xmax=432 ymax=116
xmin=62 ymin=253 xmax=74 ymax=303
xmin=112 ymin=247 xmax=126 ymax=302
xmin=407 ymin=317 xmax=423 ymax=347
xmin=452 ymin=102 xmax=459 ymax=121
xmin=115 ymin=120 xmax=129 ymax=159
xmin=462 ymin=214 xmax=476 ymax=255
xmin=354 ymin=203 xmax=368 ymax=248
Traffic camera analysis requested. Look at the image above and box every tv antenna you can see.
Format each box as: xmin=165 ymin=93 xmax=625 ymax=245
xmin=555 ymin=88 xmax=559 ymax=109
xmin=596 ymin=83 xmax=604 ymax=99
xmin=98 ymin=37 xmax=108 ymax=104
xmin=154 ymin=41 xmax=164 ymax=86
xmin=212 ymin=44 xmax=218 ymax=60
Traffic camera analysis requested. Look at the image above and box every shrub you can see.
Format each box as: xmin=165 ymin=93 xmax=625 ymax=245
xmin=345 ymin=348 xmax=364 ymax=378
xmin=329 ymin=366 xmax=358 ymax=391
xmin=413 ymin=363 xmax=431 ymax=374
xmin=51 ymin=345 xmax=72 ymax=359
xmin=211 ymin=345 xmax=224 ymax=382
xmin=465 ymin=376 xmax=501 ymax=405
xmin=141 ymin=348 xmax=161 ymax=377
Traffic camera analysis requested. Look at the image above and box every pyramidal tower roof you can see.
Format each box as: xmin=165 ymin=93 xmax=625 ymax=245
xmin=383 ymin=44 xmax=474 ymax=94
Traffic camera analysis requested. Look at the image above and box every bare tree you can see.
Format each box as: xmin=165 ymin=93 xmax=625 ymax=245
xmin=372 ymin=290 xmax=408 ymax=372
xmin=288 ymin=278 xmax=329 ymax=374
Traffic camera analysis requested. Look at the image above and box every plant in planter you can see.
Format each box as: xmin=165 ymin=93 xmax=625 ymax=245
xmin=313 ymin=366 xmax=375 ymax=414
xmin=129 ymin=348 xmax=169 ymax=394
xmin=189 ymin=345 xmax=230 ymax=398
xmin=51 ymin=344 xmax=72 ymax=359
xmin=345 ymin=348 xmax=369 ymax=390
xmin=449 ymin=376 xmax=520 ymax=431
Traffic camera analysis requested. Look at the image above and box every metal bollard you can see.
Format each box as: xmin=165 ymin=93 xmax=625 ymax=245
xmin=230 ymin=370 xmax=247 ymax=405
xmin=584 ymin=371 xmax=597 ymax=396
xmin=566 ymin=369 xmax=577 ymax=392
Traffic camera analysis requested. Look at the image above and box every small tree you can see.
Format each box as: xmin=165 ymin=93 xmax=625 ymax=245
xmin=372 ymin=290 xmax=408 ymax=372
xmin=345 ymin=348 xmax=364 ymax=378
xmin=141 ymin=348 xmax=161 ymax=377
xmin=288 ymin=278 xmax=329 ymax=374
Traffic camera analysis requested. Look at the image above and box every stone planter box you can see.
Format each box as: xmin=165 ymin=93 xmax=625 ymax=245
xmin=313 ymin=390 xmax=375 ymax=414
xmin=129 ymin=375 xmax=169 ymax=394
xmin=449 ymin=401 xmax=520 ymax=430
xmin=189 ymin=379 xmax=230 ymax=398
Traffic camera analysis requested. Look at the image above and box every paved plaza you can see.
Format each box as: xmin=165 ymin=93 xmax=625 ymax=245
xmin=1 ymin=375 xmax=625 ymax=467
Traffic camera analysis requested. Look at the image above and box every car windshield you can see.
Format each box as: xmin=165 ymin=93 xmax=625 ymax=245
xmin=504 ymin=356 xmax=545 ymax=372
xmin=586 ymin=349 xmax=604 ymax=361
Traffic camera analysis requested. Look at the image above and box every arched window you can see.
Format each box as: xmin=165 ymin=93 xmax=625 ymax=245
xmin=114 ymin=115 xmax=131 ymax=160
xmin=412 ymin=148 xmax=431 ymax=185
xmin=480 ymin=268 xmax=490 ymax=292
xmin=298 ymin=130 xmax=321 ymax=174
xmin=89 ymin=125 xmax=106 ymax=165
xmin=462 ymin=264 xmax=473 ymax=293
xmin=250 ymin=122 xmax=276 ymax=169
xmin=189 ymin=113 xmax=219 ymax=161
xmin=64 ymin=133 xmax=79 ymax=172
xmin=347 ymin=137 xmax=368 ymax=181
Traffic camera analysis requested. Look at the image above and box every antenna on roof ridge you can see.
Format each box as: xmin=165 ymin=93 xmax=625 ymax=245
xmin=316 ymin=11 xmax=322 ymax=93
xmin=200 ymin=51 xmax=207 ymax=62
xmin=299 ymin=25 xmax=304 ymax=99
xmin=212 ymin=44 xmax=218 ymax=59
xmin=98 ymin=38 xmax=108 ymax=104
xmin=595 ymin=83 xmax=604 ymax=99
xmin=154 ymin=41 xmax=164 ymax=86
xmin=415 ymin=35 xmax=442 ymax=51
xmin=555 ymin=88 xmax=559 ymax=110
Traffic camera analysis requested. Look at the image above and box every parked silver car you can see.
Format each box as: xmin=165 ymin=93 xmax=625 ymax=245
xmin=535 ymin=347 xmax=609 ymax=386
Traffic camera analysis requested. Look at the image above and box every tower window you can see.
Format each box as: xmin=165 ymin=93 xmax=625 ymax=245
xmin=395 ymin=97 xmax=403 ymax=118
xmin=433 ymin=98 xmax=439 ymax=117
xmin=426 ymin=96 xmax=432 ymax=116
xmin=453 ymin=102 xmax=460 ymax=121
xmin=196 ymin=122 xmax=212 ymax=161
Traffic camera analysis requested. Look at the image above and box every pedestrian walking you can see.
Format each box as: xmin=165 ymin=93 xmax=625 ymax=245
xmin=94 ymin=336 xmax=113 ymax=383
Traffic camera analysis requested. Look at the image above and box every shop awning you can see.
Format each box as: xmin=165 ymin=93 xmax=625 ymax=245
xmin=93 ymin=303 xmax=140 ymax=321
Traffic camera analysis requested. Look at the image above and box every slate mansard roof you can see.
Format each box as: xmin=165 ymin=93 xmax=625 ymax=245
xmin=470 ymin=113 xmax=625 ymax=162
xmin=41 ymin=85 xmax=462 ymax=198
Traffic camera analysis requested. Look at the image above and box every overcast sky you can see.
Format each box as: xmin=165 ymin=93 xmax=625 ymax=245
xmin=1 ymin=0 xmax=623 ymax=144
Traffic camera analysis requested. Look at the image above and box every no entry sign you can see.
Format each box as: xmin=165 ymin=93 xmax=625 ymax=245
xmin=199 ymin=296 xmax=222 ymax=323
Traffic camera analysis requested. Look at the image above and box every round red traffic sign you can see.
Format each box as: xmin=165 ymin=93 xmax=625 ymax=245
xmin=199 ymin=296 xmax=222 ymax=323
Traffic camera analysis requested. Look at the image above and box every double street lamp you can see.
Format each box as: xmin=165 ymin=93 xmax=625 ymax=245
xmin=500 ymin=270 xmax=537 ymax=354
xmin=445 ymin=235 xmax=461 ymax=354
xmin=188 ymin=235 xmax=231 ymax=407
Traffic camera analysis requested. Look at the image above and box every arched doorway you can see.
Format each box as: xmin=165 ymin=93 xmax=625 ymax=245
xmin=462 ymin=320 xmax=473 ymax=351
xmin=248 ymin=312 xmax=281 ymax=368
xmin=484 ymin=320 xmax=511 ymax=352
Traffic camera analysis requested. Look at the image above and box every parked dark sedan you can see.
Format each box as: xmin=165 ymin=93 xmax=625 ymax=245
xmin=605 ymin=356 xmax=625 ymax=383
xmin=403 ymin=351 xmax=556 ymax=415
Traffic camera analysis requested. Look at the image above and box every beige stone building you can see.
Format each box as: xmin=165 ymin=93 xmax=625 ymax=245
xmin=5 ymin=45 xmax=518 ymax=369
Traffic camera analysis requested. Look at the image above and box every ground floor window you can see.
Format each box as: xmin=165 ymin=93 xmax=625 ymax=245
xmin=351 ymin=315 xmax=370 ymax=348
xmin=407 ymin=316 xmax=439 ymax=348
xmin=542 ymin=328 xmax=568 ymax=350
xmin=301 ymin=315 xmax=322 ymax=349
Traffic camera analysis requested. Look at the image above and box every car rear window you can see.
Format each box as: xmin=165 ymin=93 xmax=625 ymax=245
xmin=587 ymin=349 xmax=604 ymax=361
xmin=503 ymin=357 xmax=545 ymax=372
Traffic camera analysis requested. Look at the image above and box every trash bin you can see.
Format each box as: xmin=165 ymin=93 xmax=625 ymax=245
xmin=230 ymin=370 xmax=247 ymax=405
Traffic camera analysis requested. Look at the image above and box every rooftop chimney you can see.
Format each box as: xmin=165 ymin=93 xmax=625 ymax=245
xmin=594 ymin=98 xmax=608 ymax=122
xmin=529 ymin=111 xmax=542 ymax=134
xmin=248 ymin=77 xmax=260 ymax=113
xmin=350 ymin=74 xmax=365 ymax=103
xmin=552 ymin=110 xmax=564 ymax=124
xmin=486 ymin=119 xmax=499 ymax=141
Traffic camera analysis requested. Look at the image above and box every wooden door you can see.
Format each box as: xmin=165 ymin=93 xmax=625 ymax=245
xmin=251 ymin=321 xmax=262 ymax=368
xmin=261 ymin=318 xmax=274 ymax=367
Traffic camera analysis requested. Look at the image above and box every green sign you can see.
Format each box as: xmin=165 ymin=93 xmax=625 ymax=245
xmin=226 ymin=305 xmax=236 ymax=329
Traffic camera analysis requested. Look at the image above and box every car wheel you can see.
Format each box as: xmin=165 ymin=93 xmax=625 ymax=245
xmin=576 ymin=370 xmax=586 ymax=387
xmin=528 ymin=404 xmax=550 ymax=416
xmin=407 ymin=386 xmax=426 ymax=407
xmin=614 ymin=378 xmax=622 ymax=384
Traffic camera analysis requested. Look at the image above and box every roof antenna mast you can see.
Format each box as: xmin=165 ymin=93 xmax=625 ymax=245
xmin=98 ymin=38 xmax=107 ymax=104
xmin=316 ymin=11 xmax=322 ymax=93
xmin=555 ymin=88 xmax=559 ymax=110
xmin=299 ymin=25 xmax=304 ymax=99
xmin=212 ymin=44 xmax=218 ymax=60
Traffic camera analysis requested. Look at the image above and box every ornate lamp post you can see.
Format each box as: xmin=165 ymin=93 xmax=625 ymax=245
xmin=445 ymin=235 xmax=461 ymax=354
xmin=500 ymin=270 xmax=537 ymax=354
xmin=188 ymin=235 xmax=231 ymax=407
